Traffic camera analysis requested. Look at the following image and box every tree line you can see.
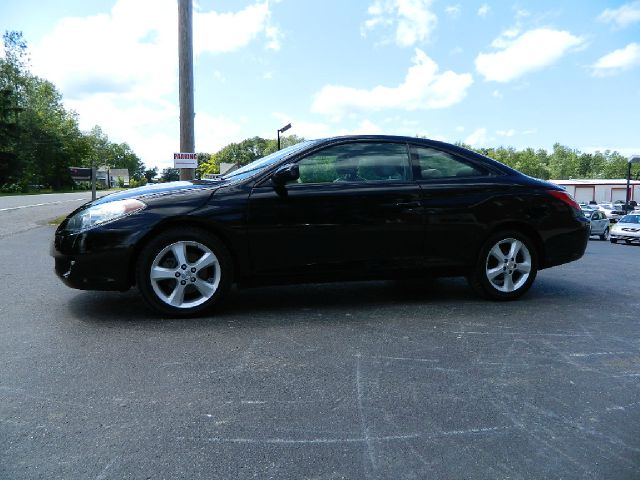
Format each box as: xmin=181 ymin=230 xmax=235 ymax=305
xmin=198 ymin=136 xmax=637 ymax=181
xmin=472 ymin=143 xmax=635 ymax=180
xmin=0 ymin=31 xmax=149 ymax=193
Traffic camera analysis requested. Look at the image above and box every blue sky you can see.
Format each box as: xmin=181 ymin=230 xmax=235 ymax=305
xmin=1 ymin=0 xmax=639 ymax=170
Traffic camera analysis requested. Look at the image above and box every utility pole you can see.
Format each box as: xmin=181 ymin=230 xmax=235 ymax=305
xmin=178 ymin=0 xmax=195 ymax=181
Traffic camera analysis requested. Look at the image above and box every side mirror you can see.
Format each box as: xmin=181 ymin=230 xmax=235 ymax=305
xmin=271 ymin=164 xmax=299 ymax=186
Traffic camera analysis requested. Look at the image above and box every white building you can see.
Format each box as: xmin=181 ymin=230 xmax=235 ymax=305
xmin=96 ymin=167 xmax=130 ymax=187
xmin=550 ymin=179 xmax=640 ymax=204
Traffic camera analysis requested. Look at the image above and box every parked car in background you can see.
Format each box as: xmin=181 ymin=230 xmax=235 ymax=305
xmin=52 ymin=135 xmax=590 ymax=316
xmin=596 ymin=203 xmax=625 ymax=222
xmin=610 ymin=213 xmax=640 ymax=245
xmin=582 ymin=209 xmax=610 ymax=240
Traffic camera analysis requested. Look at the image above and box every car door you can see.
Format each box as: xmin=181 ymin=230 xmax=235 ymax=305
xmin=409 ymin=144 xmax=509 ymax=268
xmin=597 ymin=211 xmax=609 ymax=232
xmin=246 ymin=141 xmax=424 ymax=278
xmin=590 ymin=212 xmax=600 ymax=234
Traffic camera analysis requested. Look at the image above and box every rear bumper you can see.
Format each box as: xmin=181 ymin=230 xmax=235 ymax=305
xmin=540 ymin=223 xmax=590 ymax=269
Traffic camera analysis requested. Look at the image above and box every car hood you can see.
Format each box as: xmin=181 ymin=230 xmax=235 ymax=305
xmin=614 ymin=221 xmax=640 ymax=228
xmin=91 ymin=180 xmax=223 ymax=205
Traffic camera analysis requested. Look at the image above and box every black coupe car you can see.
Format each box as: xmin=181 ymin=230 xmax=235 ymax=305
xmin=52 ymin=136 xmax=589 ymax=316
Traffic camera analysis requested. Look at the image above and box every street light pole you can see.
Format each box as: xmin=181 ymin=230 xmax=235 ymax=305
xmin=178 ymin=0 xmax=195 ymax=181
xmin=627 ymin=155 xmax=640 ymax=210
xmin=277 ymin=123 xmax=292 ymax=150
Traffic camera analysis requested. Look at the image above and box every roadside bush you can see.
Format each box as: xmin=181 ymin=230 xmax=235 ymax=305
xmin=1 ymin=182 xmax=27 ymax=193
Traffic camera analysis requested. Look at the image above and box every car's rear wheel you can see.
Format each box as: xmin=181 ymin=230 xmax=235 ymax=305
xmin=600 ymin=227 xmax=609 ymax=241
xmin=610 ymin=238 xmax=617 ymax=243
xmin=468 ymin=231 xmax=538 ymax=301
xmin=136 ymin=228 xmax=232 ymax=316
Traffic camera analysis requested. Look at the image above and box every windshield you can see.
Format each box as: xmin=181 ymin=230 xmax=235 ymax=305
xmin=222 ymin=140 xmax=318 ymax=182
xmin=619 ymin=215 xmax=640 ymax=224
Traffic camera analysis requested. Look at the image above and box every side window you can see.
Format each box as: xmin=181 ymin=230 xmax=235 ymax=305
xmin=412 ymin=146 xmax=488 ymax=180
xmin=296 ymin=142 xmax=411 ymax=184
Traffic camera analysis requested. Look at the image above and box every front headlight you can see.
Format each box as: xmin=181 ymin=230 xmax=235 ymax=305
xmin=66 ymin=198 xmax=146 ymax=233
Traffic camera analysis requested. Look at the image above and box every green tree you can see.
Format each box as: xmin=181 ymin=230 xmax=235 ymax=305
xmin=0 ymin=30 xmax=147 ymax=190
xmin=144 ymin=167 xmax=158 ymax=183
xmin=199 ymin=135 xmax=306 ymax=175
xmin=160 ymin=168 xmax=179 ymax=182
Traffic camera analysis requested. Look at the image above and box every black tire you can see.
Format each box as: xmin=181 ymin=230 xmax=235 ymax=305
xmin=625 ymin=240 xmax=632 ymax=244
xmin=468 ymin=231 xmax=538 ymax=301
xmin=600 ymin=227 xmax=609 ymax=241
xmin=136 ymin=228 xmax=233 ymax=316
xmin=610 ymin=238 xmax=617 ymax=244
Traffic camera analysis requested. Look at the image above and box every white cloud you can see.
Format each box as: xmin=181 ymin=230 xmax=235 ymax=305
xmin=492 ymin=90 xmax=503 ymax=99
xmin=271 ymin=113 xmax=384 ymax=139
xmin=598 ymin=1 xmax=640 ymax=29
xmin=195 ymin=112 xmax=243 ymax=154
xmin=271 ymin=112 xmax=333 ymax=139
xmin=362 ymin=0 xmax=437 ymax=47
xmin=312 ymin=49 xmax=473 ymax=117
xmin=496 ymin=129 xmax=515 ymax=137
xmin=592 ymin=42 xmax=640 ymax=76
xmin=465 ymin=128 xmax=488 ymax=147
xmin=29 ymin=0 xmax=278 ymax=169
xmin=63 ymin=93 xmax=242 ymax=170
xmin=491 ymin=27 xmax=521 ymax=49
xmin=32 ymin=1 xmax=176 ymax=100
xmin=194 ymin=2 xmax=282 ymax=55
xmin=445 ymin=5 xmax=461 ymax=18
xmin=475 ymin=28 xmax=585 ymax=82
xmin=341 ymin=119 xmax=383 ymax=135
xmin=478 ymin=4 xmax=490 ymax=18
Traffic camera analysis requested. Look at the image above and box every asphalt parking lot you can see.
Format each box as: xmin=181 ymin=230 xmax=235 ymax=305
xmin=1 ymin=224 xmax=639 ymax=479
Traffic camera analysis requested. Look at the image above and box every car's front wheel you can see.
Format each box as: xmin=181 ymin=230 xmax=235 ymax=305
xmin=600 ymin=227 xmax=609 ymax=241
xmin=468 ymin=231 xmax=538 ymax=301
xmin=136 ymin=228 xmax=232 ymax=316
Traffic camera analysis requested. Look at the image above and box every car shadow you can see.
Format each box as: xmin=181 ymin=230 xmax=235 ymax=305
xmin=67 ymin=273 xmax=597 ymax=328
xmin=68 ymin=278 xmax=475 ymax=324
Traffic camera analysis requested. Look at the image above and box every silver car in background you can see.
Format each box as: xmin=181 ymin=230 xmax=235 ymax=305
xmin=582 ymin=209 xmax=610 ymax=240
xmin=610 ymin=213 xmax=640 ymax=245
xmin=597 ymin=203 xmax=625 ymax=222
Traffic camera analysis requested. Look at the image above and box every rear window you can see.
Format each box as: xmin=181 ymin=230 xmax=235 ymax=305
xmin=412 ymin=147 xmax=488 ymax=180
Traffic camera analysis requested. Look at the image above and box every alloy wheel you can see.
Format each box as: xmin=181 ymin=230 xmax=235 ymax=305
xmin=484 ymin=238 xmax=532 ymax=293
xmin=149 ymin=241 xmax=221 ymax=309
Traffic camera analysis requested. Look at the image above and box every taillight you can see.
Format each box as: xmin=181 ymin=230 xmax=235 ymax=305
xmin=547 ymin=190 xmax=581 ymax=211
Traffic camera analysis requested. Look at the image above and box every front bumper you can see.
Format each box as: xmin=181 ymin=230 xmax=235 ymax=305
xmin=52 ymin=246 xmax=133 ymax=291
xmin=51 ymin=222 xmax=147 ymax=291
xmin=610 ymin=229 xmax=640 ymax=243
